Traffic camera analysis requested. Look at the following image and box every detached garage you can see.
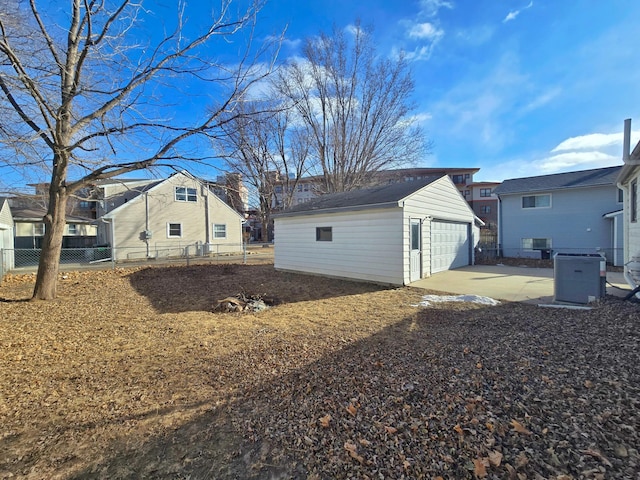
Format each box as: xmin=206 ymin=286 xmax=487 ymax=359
xmin=274 ymin=175 xmax=479 ymax=285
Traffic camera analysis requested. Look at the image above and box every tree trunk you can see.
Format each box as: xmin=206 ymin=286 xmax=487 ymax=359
xmin=32 ymin=163 xmax=68 ymax=300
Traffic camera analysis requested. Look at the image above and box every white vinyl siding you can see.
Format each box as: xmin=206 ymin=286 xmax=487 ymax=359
xmin=275 ymin=209 xmax=405 ymax=285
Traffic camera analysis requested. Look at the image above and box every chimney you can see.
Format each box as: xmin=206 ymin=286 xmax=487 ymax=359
xmin=623 ymin=118 xmax=631 ymax=162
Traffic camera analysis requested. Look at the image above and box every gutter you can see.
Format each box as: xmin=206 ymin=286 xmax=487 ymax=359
xmin=274 ymin=200 xmax=400 ymax=218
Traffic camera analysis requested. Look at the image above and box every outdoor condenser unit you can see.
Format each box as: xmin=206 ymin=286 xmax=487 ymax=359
xmin=554 ymin=253 xmax=606 ymax=304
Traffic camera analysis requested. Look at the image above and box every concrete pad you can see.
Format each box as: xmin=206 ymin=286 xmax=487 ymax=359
xmin=410 ymin=265 xmax=633 ymax=304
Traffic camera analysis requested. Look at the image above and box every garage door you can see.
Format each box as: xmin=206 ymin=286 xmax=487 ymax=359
xmin=431 ymin=220 xmax=470 ymax=273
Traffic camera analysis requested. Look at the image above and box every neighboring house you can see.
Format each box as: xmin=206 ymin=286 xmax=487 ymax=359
xmin=274 ymin=175 xmax=480 ymax=286
xmin=468 ymin=181 xmax=500 ymax=231
xmin=0 ymin=198 xmax=15 ymax=277
xmin=274 ymin=167 xmax=481 ymax=208
xmin=10 ymin=205 xmax=97 ymax=249
xmin=494 ymin=166 xmax=623 ymax=264
xmin=617 ymin=119 xmax=640 ymax=290
xmin=97 ymin=171 xmax=244 ymax=261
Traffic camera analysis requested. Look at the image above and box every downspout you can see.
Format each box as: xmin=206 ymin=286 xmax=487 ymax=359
xmin=497 ymin=195 xmax=502 ymax=258
xmin=618 ymin=118 xmax=637 ymax=291
xmin=144 ymin=192 xmax=150 ymax=258
xmin=202 ymin=184 xmax=210 ymax=245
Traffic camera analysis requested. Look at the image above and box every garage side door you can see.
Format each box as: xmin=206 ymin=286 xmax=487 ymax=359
xmin=431 ymin=220 xmax=470 ymax=273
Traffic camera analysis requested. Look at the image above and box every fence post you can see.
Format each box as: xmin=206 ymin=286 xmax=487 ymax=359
xmin=0 ymin=248 xmax=4 ymax=282
xmin=243 ymin=241 xmax=247 ymax=264
xmin=185 ymin=245 xmax=190 ymax=266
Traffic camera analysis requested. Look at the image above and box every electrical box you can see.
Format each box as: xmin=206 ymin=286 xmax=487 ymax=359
xmin=554 ymin=253 xmax=606 ymax=304
xmin=143 ymin=230 xmax=152 ymax=239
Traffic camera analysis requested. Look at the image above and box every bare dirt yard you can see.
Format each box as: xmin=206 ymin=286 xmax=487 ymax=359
xmin=1 ymin=264 xmax=638 ymax=479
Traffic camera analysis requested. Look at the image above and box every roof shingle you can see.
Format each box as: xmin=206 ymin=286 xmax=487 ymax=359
xmin=493 ymin=166 xmax=622 ymax=195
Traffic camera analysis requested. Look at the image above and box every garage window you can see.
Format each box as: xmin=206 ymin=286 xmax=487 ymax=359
xmin=522 ymin=194 xmax=551 ymax=209
xmin=316 ymin=227 xmax=332 ymax=241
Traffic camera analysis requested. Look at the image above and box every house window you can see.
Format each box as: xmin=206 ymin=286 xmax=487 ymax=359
xmin=175 ymin=186 xmax=197 ymax=202
xmin=316 ymin=226 xmax=332 ymax=241
xmin=34 ymin=223 xmax=45 ymax=236
xmin=303 ymin=184 xmax=309 ymax=192
xmin=480 ymin=188 xmax=492 ymax=197
xmin=79 ymin=201 xmax=91 ymax=208
xmin=452 ymin=174 xmax=464 ymax=184
xmin=213 ymin=223 xmax=227 ymax=239
xmin=481 ymin=205 xmax=491 ymax=214
xmin=167 ymin=223 xmax=182 ymax=238
xmin=275 ymin=185 xmax=283 ymax=194
xmin=464 ymin=190 xmax=470 ymax=197
xmin=522 ymin=194 xmax=551 ymax=209
xmin=632 ymin=179 xmax=638 ymax=223
xmin=67 ymin=224 xmax=78 ymax=235
xmin=522 ymin=238 xmax=551 ymax=250
xmin=617 ymin=188 xmax=624 ymax=203
xmin=297 ymin=184 xmax=303 ymax=192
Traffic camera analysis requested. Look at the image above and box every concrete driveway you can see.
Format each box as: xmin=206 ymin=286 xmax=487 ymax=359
xmin=410 ymin=265 xmax=632 ymax=304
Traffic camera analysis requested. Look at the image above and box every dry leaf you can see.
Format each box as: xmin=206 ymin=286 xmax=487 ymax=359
xmin=346 ymin=403 xmax=358 ymax=417
xmin=488 ymin=450 xmax=503 ymax=467
xmin=485 ymin=422 xmax=494 ymax=432
xmin=319 ymin=414 xmax=332 ymax=428
xmin=582 ymin=449 xmax=613 ymax=467
xmin=515 ymin=452 xmax=529 ymax=469
xmin=358 ymin=438 xmax=371 ymax=447
xmin=385 ymin=425 xmax=397 ymax=434
xmin=510 ymin=419 xmax=532 ymax=435
xmin=463 ymin=347 xmax=471 ymax=354
xmin=344 ymin=442 xmax=364 ymax=464
xmin=453 ymin=424 xmax=464 ymax=435
xmin=584 ymin=380 xmax=594 ymax=388
xmin=473 ymin=458 xmax=488 ymax=478
xmin=476 ymin=362 xmax=483 ymax=369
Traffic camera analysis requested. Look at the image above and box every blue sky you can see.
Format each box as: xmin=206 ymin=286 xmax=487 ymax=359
xmin=254 ymin=0 xmax=640 ymax=182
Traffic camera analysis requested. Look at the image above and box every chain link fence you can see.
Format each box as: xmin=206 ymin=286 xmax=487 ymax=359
xmin=475 ymin=245 xmax=622 ymax=265
xmin=1 ymin=242 xmax=274 ymax=278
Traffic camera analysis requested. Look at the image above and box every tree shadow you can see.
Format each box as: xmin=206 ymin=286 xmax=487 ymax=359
xmin=127 ymin=263 xmax=392 ymax=314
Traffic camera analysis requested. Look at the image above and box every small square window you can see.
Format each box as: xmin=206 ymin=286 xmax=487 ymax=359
xmin=481 ymin=205 xmax=491 ymax=214
xmin=316 ymin=226 xmax=332 ymax=241
xmin=175 ymin=186 xmax=197 ymax=202
xmin=617 ymin=188 xmax=624 ymax=203
xmin=167 ymin=223 xmax=182 ymax=238
xmin=67 ymin=224 xmax=78 ymax=235
xmin=34 ymin=223 xmax=45 ymax=236
xmin=213 ymin=223 xmax=227 ymax=239
xmin=480 ymin=188 xmax=492 ymax=197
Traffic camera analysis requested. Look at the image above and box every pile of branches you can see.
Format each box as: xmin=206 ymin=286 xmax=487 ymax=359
xmin=213 ymin=292 xmax=279 ymax=313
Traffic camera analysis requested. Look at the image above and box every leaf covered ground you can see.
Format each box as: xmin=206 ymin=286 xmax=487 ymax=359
xmin=0 ymin=264 xmax=638 ymax=479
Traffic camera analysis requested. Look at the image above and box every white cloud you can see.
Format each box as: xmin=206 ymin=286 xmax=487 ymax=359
xmin=551 ymin=131 xmax=640 ymax=153
xmin=503 ymin=1 xmax=533 ymax=23
xmin=419 ymin=0 xmax=454 ymax=17
xmin=408 ymin=22 xmax=444 ymax=41
xmin=455 ymin=25 xmax=495 ymax=46
xmin=538 ymin=151 xmax=620 ymax=173
xmin=522 ymin=87 xmax=562 ymax=112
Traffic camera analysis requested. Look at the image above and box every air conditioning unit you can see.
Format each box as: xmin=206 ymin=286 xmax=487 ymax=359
xmin=554 ymin=253 xmax=606 ymax=304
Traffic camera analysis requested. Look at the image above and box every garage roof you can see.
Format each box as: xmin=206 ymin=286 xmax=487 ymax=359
xmin=276 ymin=176 xmax=443 ymax=217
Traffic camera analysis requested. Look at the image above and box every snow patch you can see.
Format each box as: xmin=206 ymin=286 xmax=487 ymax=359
xmin=413 ymin=294 xmax=500 ymax=307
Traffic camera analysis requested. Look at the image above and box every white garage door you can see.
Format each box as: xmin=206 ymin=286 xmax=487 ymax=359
xmin=431 ymin=220 xmax=470 ymax=273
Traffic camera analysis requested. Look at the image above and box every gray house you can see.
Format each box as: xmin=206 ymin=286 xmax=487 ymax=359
xmin=494 ymin=166 xmax=623 ymax=264
xmin=0 ymin=198 xmax=15 ymax=278
xmin=274 ymin=175 xmax=480 ymax=285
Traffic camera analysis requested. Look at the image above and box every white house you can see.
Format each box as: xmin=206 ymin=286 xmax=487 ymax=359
xmin=274 ymin=175 xmax=480 ymax=285
xmin=617 ymin=119 xmax=640 ymax=293
xmin=97 ymin=171 xmax=245 ymax=261
xmin=0 ymin=198 xmax=15 ymax=277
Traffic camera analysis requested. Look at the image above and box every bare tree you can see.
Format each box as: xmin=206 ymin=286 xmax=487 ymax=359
xmin=217 ymin=99 xmax=309 ymax=241
xmin=275 ymin=22 xmax=427 ymax=194
xmin=0 ymin=0 xmax=278 ymax=299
